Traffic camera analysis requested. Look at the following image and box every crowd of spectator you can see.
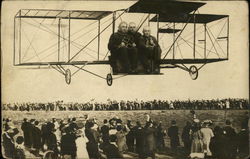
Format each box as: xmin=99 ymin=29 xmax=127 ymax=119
xmin=2 ymin=98 xmax=249 ymax=111
xmin=2 ymin=111 xmax=249 ymax=159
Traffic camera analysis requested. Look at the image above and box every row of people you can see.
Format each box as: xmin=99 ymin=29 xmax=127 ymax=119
xmin=2 ymin=98 xmax=249 ymax=111
xmin=108 ymin=22 xmax=162 ymax=74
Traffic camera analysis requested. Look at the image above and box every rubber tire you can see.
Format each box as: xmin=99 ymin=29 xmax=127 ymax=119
xmin=65 ymin=69 xmax=71 ymax=84
xmin=106 ymin=73 xmax=113 ymax=86
xmin=189 ymin=65 xmax=198 ymax=80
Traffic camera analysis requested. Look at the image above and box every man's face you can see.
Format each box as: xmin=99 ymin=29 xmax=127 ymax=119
xmin=128 ymin=23 xmax=137 ymax=33
xmin=143 ymin=28 xmax=150 ymax=37
xmin=119 ymin=23 xmax=128 ymax=33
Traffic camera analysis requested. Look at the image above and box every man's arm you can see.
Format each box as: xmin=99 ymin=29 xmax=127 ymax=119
xmin=108 ymin=33 xmax=116 ymax=51
xmin=108 ymin=33 xmax=125 ymax=51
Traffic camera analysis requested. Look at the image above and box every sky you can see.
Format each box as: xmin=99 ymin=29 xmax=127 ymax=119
xmin=1 ymin=0 xmax=249 ymax=103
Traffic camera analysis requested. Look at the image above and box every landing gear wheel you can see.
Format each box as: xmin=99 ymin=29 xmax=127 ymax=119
xmin=65 ymin=69 xmax=71 ymax=84
xmin=106 ymin=73 xmax=113 ymax=86
xmin=189 ymin=65 xmax=198 ymax=80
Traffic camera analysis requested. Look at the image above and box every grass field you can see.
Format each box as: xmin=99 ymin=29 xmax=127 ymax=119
xmin=3 ymin=109 xmax=249 ymax=132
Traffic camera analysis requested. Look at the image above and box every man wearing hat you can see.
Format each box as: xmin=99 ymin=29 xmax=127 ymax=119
xmin=167 ymin=120 xmax=180 ymax=152
xmin=126 ymin=120 xmax=135 ymax=152
xmin=223 ymin=120 xmax=237 ymax=159
xmin=182 ymin=121 xmax=192 ymax=154
xmin=29 ymin=119 xmax=36 ymax=149
xmin=101 ymin=119 xmax=110 ymax=144
xmin=21 ymin=118 xmax=30 ymax=147
xmin=33 ymin=121 xmax=43 ymax=153
xmin=60 ymin=127 xmax=77 ymax=159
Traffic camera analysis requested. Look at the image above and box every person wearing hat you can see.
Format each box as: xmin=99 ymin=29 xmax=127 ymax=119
xmin=144 ymin=121 xmax=157 ymax=159
xmin=115 ymin=124 xmax=129 ymax=154
xmin=222 ymin=120 xmax=237 ymax=159
xmin=190 ymin=121 xmax=204 ymax=159
xmin=237 ymin=122 xmax=249 ymax=158
xmin=85 ymin=121 xmax=102 ymax=159
xmin=60 ymin=126 xmax=77 ymax=159
xmin=75 ymin=125 xmax=89 ymax=159
xmin=45 ymin=124 xmax=58 ymax=156
xmin=13 ymin=136 xmax=26 ymax=159
xmin=101 ymin=119 xmax=110 ymax=145
xmin=182 ymin=121 xmax=192 ymax=154
xmin=167 ymin=120 xmax=180 ymax=152
xmin=21 ymin=118 xmax=30 ymax=148
xmin=156 ymin=121 xmax=166 ymax=152
xmin=126 ymin=120 xmax=135 ymax=152
xmin=102 ymin=135 xmax=124 ymax=159
xmin=29 ymin=119 xmax=36 ymax=149
xmin=33 ymin=120 xmax=42 ymax=154
xmin=2 ymin=126 xmax=16 ymax=158
xmin=200 ymin=120 xmax=214 ymax=157
xmin=134 ymin=121 xmax=145 ymax=159
xmin=41 ymin=119 xmax=49 ymax=151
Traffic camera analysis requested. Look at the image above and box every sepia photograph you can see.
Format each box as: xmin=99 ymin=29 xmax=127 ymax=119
xmin=1 ymin=0 xmax=249 ymax=159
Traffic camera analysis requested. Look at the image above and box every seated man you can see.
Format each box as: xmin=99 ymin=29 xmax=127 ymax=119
xmin=139 ymin=26 xmax=162 ymax=73
xmin=108 ymin=21 xmax=130 ymax=73
xmin=127 ymin=22 xmax=142 ymax=73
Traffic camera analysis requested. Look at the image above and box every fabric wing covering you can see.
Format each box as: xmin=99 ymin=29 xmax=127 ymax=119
xmin=128 ymin=0 xmax=205 ymax=15
xmin=150 ymin=14 xmax=229 ymax=24
xmin=18 ymin=9 xmax=112 ymax=20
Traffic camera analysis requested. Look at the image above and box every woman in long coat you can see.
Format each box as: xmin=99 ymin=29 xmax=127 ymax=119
xmin=200 ymin=121 xmax=214 ymax=156
xmin=190 ymin=121 xmax=204 ymax=159
xmin=116 ymin=125 xmax=129 ymax=153
xmin=144 ymin=122 xmax=156 ymax=159
xmin=85 ymin=121 xmax=101 ymax=159
xmin=76 ymin=126 xmax=89 ymax=159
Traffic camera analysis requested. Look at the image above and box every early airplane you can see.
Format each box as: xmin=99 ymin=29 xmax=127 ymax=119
xmin=14 ymin=0 xmax=229 ymax=86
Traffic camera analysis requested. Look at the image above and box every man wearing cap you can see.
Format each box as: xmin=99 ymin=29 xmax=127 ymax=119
xmin=108 ymin=21 xmax=130 ymax=73
xmin=139 ymin=26 xmax=162 ymax=73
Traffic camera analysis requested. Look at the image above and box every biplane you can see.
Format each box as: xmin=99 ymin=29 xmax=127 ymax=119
xmin=14 ymin=0 xmax=229 ymax=86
